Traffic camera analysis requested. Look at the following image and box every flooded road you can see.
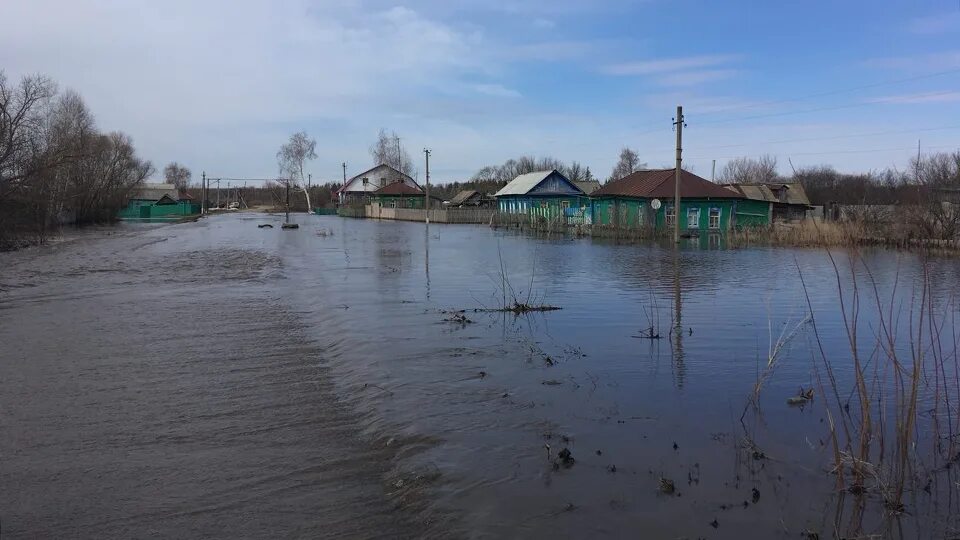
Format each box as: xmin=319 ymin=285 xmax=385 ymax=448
xmin=2 ymin=213 xmax=959 ymax=538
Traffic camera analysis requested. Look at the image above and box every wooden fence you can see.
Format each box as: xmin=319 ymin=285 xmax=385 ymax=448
xmin=361 ymin=203 xmax=495 ymax=223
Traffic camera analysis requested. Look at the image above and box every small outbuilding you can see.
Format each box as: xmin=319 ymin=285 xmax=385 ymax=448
xmin=447 ymin=189 xmax=493 ymax=207
xmin=118 ymin=183 xmax=200 ymax=220
xmin=722 ymin=182 xmax=813 ymax=222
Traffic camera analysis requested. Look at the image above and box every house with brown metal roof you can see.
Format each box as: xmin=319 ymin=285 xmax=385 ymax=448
xmin=336 ymin=164 xmax=420 ymax=205
xmin=590 ymin=168 xmax=754 ymax=232
xmin=371 ymin=181 xmax=440 ymax=209
xmin=721 ymin=182 xmax=812 ymax=222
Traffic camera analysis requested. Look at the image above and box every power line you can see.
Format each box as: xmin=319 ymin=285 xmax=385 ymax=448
xmin=685 ymin=143 xmax=959 ymax=161
xmin=692 ymin=67 xmax=960 ymax=118
xmin=693 ymin=90 xmax=960 ymax=126
xmin=690 ymin=124 xmax=960 ymax=151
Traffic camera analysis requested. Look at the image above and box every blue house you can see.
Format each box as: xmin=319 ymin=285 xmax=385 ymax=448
xmin=494 ymin=170 xmax=588 ymax=221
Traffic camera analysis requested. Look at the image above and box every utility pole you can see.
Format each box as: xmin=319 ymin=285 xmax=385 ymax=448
xmin=285 ymin=178 xmax=290 ymax=223
xmin=424 ymin=148 xmax=431 ymax=224
xmin=342 ymin=162 xmax=347 ymax=184
xmin=308 ymin=173 xmax=312 ymax=190
xmin=216 ymin=179 xmax=221 ymax=209
xmin=673 ymin=105 xmax=685 ymax=244
xmin=201 ymin=171 xmax=206 ymax=215
xmin=395 ymin=136 xmax=402 ymax=173
xmin=711 ymin=159 xmax=716 ymax=182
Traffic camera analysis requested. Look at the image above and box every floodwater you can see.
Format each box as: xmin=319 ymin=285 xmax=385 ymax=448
xmin=1 ymin=213 xmax=959 ymax=539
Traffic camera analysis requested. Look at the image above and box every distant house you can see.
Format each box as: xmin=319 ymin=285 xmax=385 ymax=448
xmin=494 ymin=170 xmax=587 ymax=221
xmin=447 ymin=189 xmax=493 ymax=207
xmin=573 ymin=179 xmax=602 ymax=195
xmin=336 ymin=164 xmax=419 ymax=205
xmin=371 ymin=181 xmax=441 ymax=209
xmin=590 ymin=169 xmax=748 ymax=232
xmin=722 ymin=182 xmax=812 ymax=222
xmin=118 ymin=183 xmax=200 ymax=220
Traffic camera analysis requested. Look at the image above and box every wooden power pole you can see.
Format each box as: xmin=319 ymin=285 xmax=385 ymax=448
xmin=201 ymin=171 xmax=206 ymax=215
xmin=673 ymin=105 xmax=684 ymax=244
xmin=424 ymin=148 xmax=431 ymax=224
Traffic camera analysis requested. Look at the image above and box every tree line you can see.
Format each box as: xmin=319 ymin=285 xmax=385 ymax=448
xmin=0 ymin=71 xmax=153 ymax=249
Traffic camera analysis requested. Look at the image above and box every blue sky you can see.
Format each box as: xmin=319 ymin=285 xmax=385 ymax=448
xmin=2 ymin=0 xmax=959 ymax=184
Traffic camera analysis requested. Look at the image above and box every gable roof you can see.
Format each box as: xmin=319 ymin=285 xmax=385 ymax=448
xmin=723 ymin=182 xmax=811 ymax=206
xmin=592 ymin=168 xmax=741 ymax=199
xmin=574 ymin=180 xmax=602 ymax=195
xmin=494 ymin=170 xmax=583 ymax=197
xmin=374 ymin=182 xmax=424 ymax=196
xmin=448 ymin=189 xmax=480 ymax=206
xmin=131 ymin=183 xmax=178 ymax=202
xmin=337 ymin=163 xmax=420 ymax=194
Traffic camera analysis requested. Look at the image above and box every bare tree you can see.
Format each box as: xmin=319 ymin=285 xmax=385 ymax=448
xmin=718 ymin=155 xmax=779 ymax=184
xmin=163 ymin=162 xmax=191 ymax=190
xmin=277 ymin=131 xmax=317 ymax=211
xmin=608 ymin=147 xmax=645 ymax=182
xmin=369 ymin=128 xmax=416 ymax=178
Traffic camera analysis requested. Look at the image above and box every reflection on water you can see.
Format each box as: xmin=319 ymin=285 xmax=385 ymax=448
xmin=1 ymin=213 xmax=959 ymax=539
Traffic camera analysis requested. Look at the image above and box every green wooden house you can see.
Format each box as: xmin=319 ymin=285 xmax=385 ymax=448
xmin=494 ymin=170 xmax=588 ymax=221
xmin=590 ymin=169 xmax=759 ymax=233
xmin=118 ymin=184 xmax=200 ymax=220
xmin=371 ymin=181 xmax=441 ymax=209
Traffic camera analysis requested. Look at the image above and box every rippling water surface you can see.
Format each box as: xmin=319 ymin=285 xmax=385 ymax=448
xmin=2 ymin=213 xmax=959 ymax=539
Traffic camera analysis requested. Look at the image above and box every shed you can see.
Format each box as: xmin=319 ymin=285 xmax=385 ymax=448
xmin=118 ymin=183 xmax=200 ymax=220
xmin=722 ymin=182 xmax=812 ymax=222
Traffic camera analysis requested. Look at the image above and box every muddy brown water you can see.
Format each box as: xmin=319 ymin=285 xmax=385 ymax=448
xmin=1 ymin=213 xmax=959 ymax=539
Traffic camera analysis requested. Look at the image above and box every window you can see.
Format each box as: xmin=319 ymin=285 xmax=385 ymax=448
xmin=362 ymin=177 xmax=369 ymax=185
xmin=561 ymin=200 xmax=570 ymax=209
xmin=687 ymin=207 xmax=700 ymax=229
xmin=540 ymin=201 xmax=548 ymax=209
xmin=709 ymin=207 xmax=721 ymax=229
xmin=665 ymin=204 xmax=676 ymax=227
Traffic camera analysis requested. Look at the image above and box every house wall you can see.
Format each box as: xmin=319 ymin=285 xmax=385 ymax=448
xmin=733 ymin=199 xmax=771 ymax=228
xmin=591 ymin=197 xmax=741 ymax=232
xmin=498 ymin=195 xmax=589 ymax=221
xmin=373 ymin=195 xmax=426 ymax=209
xmin=118 ymin=200 xmax=200 ymax=219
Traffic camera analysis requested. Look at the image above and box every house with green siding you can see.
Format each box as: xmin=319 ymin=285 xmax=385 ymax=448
xmin=494 ymin=170 xmax=588 ymax=222
xmin=590 ymin=169 xmax=759 ymax=233
xmin=371 ymin=181 xmax=441 ymax=209
xmin=118 ymin=184 xmax=200 ymax=220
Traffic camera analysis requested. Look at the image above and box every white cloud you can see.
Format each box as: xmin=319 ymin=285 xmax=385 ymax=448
xmin=657 ymin=69 xmax=738 ymax=87
xmin=908 ymin=12 xmax=960 ymax=34
xmin=868 ymin=91 xmax=960 ymax=104
xmin=473 ymin=84 xmax=522 ymax=98
xmin=865 ymin=50 xmax=960 ymax=71
xmin=532 ymin=18 xmax=556 ymax=29
xmin=601 ymin=54 xmax=740 ymax=75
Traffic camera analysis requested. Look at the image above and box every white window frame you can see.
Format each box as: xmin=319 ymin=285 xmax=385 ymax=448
xmin=665 ymin=204 xmax=676 ymax=227
xmin=708 ymin=207 xmax=721 ymax=229
xmin=687 ymin=207 xmax=700 ymax=229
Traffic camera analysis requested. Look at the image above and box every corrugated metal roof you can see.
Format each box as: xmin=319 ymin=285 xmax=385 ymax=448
xmin=337 ymin=164 xmax=419 ymax=194
xmin=374 ymin=182 xmax=423 ymax=195
xmin=494 ymin=170 xmax=556 ymax=197
xmin=574 ymin=180 xmax=602 ymax=194
xmin=131 ymin=183 xmax=178 ymax=202
xmin=593 ymin=169 xmax=741 ymax=199
xmin=723 ymin=182 xmax=811 ymax=206
xmin=448 ymin=189 xmax=479 ymax=205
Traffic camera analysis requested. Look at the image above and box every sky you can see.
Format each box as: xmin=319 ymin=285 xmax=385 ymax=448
xmin=2 ymin=0 xmax=960 ymax=185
